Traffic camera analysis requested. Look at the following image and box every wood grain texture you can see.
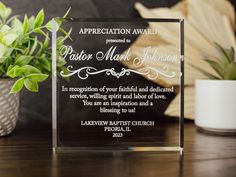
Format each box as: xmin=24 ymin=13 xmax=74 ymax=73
xmin=0 ymin=122 xmax=236 ymax=177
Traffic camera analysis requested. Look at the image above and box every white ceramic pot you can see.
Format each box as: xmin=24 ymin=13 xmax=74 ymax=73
xmin=0 ymin=78 xmax=19 ymax=136
xmin=195 ymin=80 xmax=236 ymax=133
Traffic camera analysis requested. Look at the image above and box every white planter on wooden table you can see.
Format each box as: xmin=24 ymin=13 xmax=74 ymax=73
xmin=195 ymin=80 xmax=236 ymax=133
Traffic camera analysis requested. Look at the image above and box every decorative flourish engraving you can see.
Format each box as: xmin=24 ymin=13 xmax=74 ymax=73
xmin=60 ymin=65 xmax=176 ymax=80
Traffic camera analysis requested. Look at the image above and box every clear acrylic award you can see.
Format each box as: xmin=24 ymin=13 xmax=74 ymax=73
xmin=52 ymin=18 xmax=184 ymax=153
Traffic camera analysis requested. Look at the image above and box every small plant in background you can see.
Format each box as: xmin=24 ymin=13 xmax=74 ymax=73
xmin=0 ymin=2 xmax=71 ymax=93
xmin=193 ymin=43 xmax=236 ymax=80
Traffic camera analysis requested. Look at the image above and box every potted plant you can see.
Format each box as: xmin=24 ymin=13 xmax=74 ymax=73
xmin=0 ymin=2 xmax=70 ymax=136
xmin=194 ymin=43 xmax=236 ymax=134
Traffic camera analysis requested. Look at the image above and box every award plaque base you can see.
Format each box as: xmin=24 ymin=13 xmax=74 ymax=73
xmin=52 ymin=18 xmax=184 ymax=154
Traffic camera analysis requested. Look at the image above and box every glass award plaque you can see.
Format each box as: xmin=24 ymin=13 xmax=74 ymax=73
xmin=52 ymin=18 xmax=184 ymax=153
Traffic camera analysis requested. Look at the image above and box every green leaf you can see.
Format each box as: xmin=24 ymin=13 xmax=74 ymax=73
xmin=59 ymin=27 xmax=72 ymax=41
xmin=15 ymin=33 xmax=26 ymax=45
xmin=26 ymin=73 xmax=48 ymax=82
xmin=0 ymin=43 xmax=6 ymax=60
xmin=205 ymin=59 xmax=224 ymax=78
xmin=190 ymin=64 xmax=220 ymax=80
xmin=63 ymin=7 xmax=71 ymax=18
xmin=10 ymin=77 xmax=24 ymax=93
xmin=45 ymin=19 xmax=59 ymax=31
xmin=0 ymin=25 xmax=10 ymax=33
xmin=7 ymin=64 xmax=13 ymax=73
xmin=56 ymin=36 xmax=64 ymax=49
xmin=55 ymin=17 xmax=67 ymax=26
xmin=5 ymin=15 xmax=19 ymax=25
xmin=38 ymin=57 xmax=50 ymax=71
xmin=14 ymin=67 xmax=25 ymax=77
xmin=34 ymin=9 xmax=44 ymax=29
xmin=23 ymin=15 xmax=29 ymax=33
xmin=24 ymin=78 xmax=38 ymax=92
xmin=224 ymin=62 xmax=236 ymax=80
xmin=214 ymin=43 xmax=231 ymax=64
xmin=28 ymin=16 xmax=35 ymax=30
xmin=7 ymin=65 xmax=18 ymax=78
xmin=24 ymin=40 xmax=31 ymax=55
xmin=11 ymin=18 xmax=23 ymax=34
xmin=229 ymin=47 xmax=235 ymax=62
xmin=224 ymin=47 xmax=235 ymax=63
xmin=0 ymin=2 xmax=7 ymax=11
xmin=57 ymin=56 xmax=66 ymax=67
xmin=2 ymin=33 xmax=18 ymax=46
xmin=33 ymin=28 xmax=46 ymax=36
xmin=7 ymin=65 xmax=26 ymax=78
xmin=36 ymin=41 xmax=43 ymax=56
xmin=0 ymin=64 xmax=5 ymax=73
xmin=4 ymin=47 xmax=13 ymax=58
xmin=29 ymin=37 xmax=38 ymax=55
xmin=5 ymin=57 xmax=12 ymax=69
xmin=43 ymin=34 xmax=49 ymax=50
xmin=0 ymin=2 xmax=12 ymax=21
xmin=0 ymin=57 xmax=6 ymax=63
xmin=56 ymin=28 xmax=72 ymax=50
xmin=15 ymin=56 xmax=33 ymax=66
xmin=21 ymin=65 xmax=41 ymax=75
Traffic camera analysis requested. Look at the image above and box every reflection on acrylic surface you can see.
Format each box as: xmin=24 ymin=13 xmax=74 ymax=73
xmin=52 ymin=19 xmax=184 ymax=150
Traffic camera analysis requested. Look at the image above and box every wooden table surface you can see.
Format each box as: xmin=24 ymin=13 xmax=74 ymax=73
xmin=0 ymin=122 xmax=235 ymax=177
